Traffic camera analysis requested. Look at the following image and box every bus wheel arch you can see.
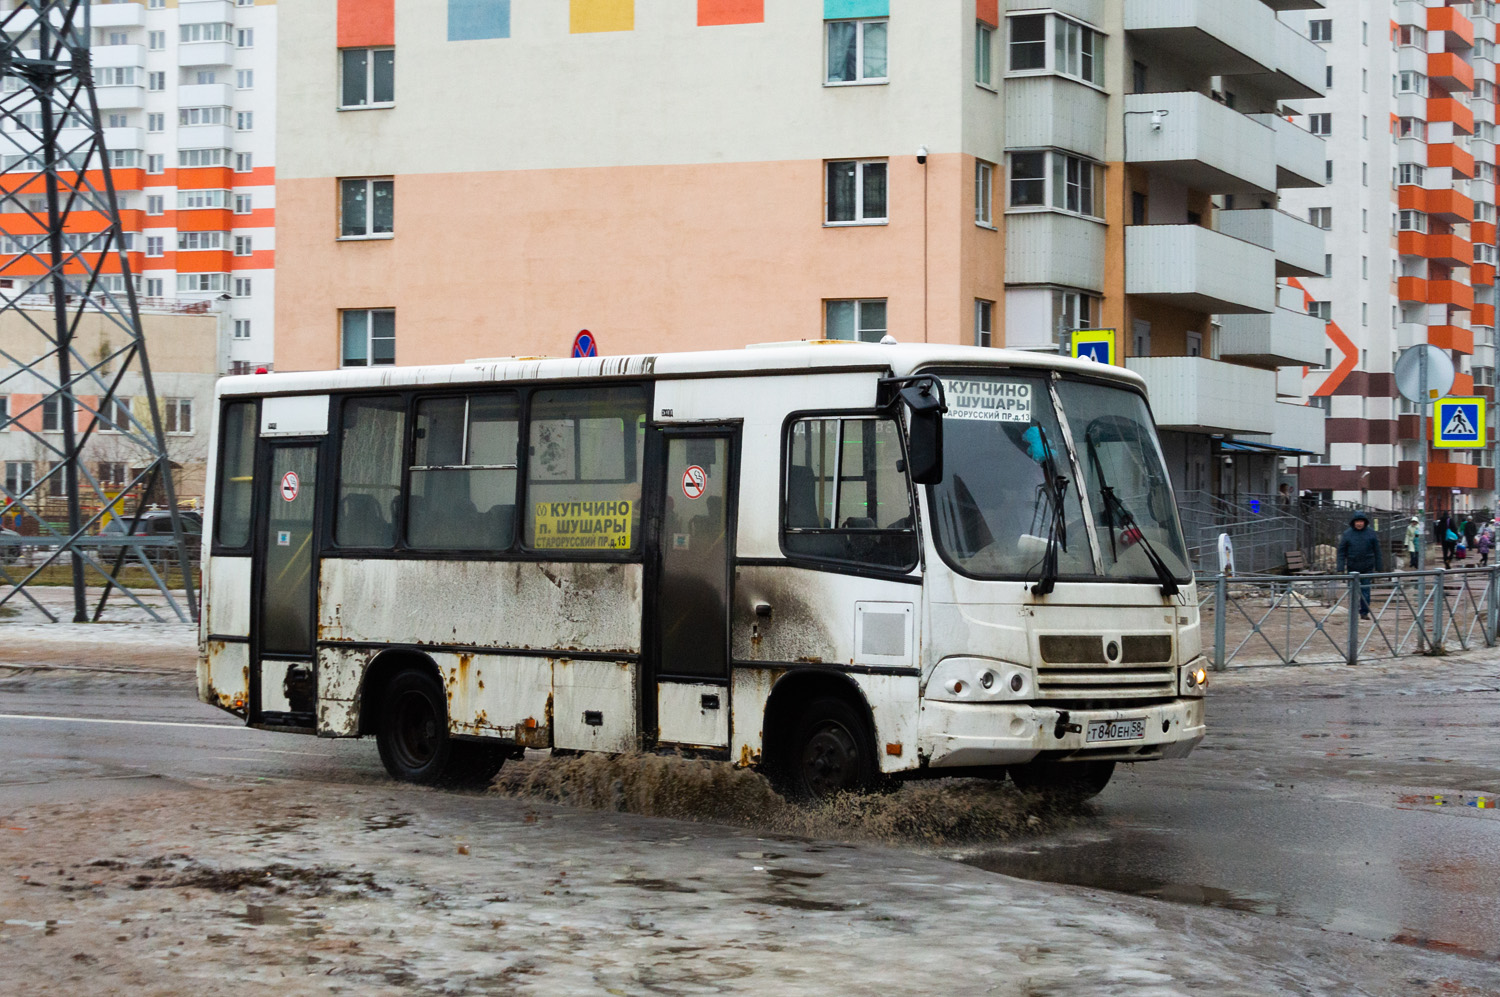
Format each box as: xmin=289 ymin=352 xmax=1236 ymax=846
xmin=361 ymin=649 xmax=504 ymax=788
xmin=358 ymin=649 xmax=444 ymax=738
xmin=761 ymin=669 xmax=881 ymax=800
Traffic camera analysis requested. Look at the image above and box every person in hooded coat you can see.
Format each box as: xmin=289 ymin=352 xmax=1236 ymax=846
xmin=1404 ymin=516 xmax=1421 ymax=570
xmin=1337 ymin=511 xmax=1382 ymax=620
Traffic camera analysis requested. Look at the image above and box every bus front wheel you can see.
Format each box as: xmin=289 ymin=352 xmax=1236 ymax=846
xmin=1007 ymin=759 xmax=1115 ymax=800
xmin=375 ymin=667 xmax=504 ymax=787
xmin=778 ymin=696 xmax=879 ymax=800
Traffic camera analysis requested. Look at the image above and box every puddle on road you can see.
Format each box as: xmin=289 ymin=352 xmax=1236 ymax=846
xmin=962 ymin=846 xmax=1281 ymax=917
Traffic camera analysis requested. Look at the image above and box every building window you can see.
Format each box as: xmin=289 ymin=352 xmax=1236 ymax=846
xmin=178 ymin=189 xmax=230 ymax=209
xmin=196 ymin=71 xmax=218 ymax=84
xmin=1398 ymin=209 xmax=1427 ymax=233
xmin=147 ymin=29 xmax=165 ymax=50
xmin=975 ymin=21 xmax=993 ymax=86
xmin=341 ymin=309 xmax=396 ymax=367
xmin=233 ymin=319 xmax=252 ymax=339
xmin=107 ymin=113 xmax=128 ymax=128
xmin=825 ymin=160 xmax=888 ymax=225
xmin=825 ymin=299 xmax=887 ymax=343
xmin=177 ymin=273 xmax=229 ymax=293
xmin=1398 ymin=25 xmax=1428 ymax=48
xmin=99 ymin=396 xmax=129 ymax=433
xmin=145 ymin=236 xmax=163 ymax=257
xmin=178 ymin=148 xmax=227 ymax=168
xmin=1309 ymin=18 xmax=1331 ymax=42
xmin=236 ymin=111 xmax=253 ymax=131
xmin=1307 ymin=300 xmax=1332 ymax=321
xmin=5 ymin=461 xmax=34 ymax=496
xmin=1007 ymin=13 xmax=1102 ymax=86
xmin=975 ymin=160 xmax=994 ymax=226
xmin=236 ymin=69 xmax=254 ymax=90
xmin=96 ymin=67 xmax=138 ymax=86
xmin=97 ymin=462 xmax=127 ymax=489
xmin=1398 ymin=117 xmax=1426 ymax=141
xmin=180 ymin=22 xmax=229 ymax=44
xmin=1308 ymin=206 xmax=1332 ymax=230
xmin=826 ymin=18 xmax=888 ymax=85
xmin=144 ymin=278 xmax=163 ymax=297
xmin=177 ymin=231 xmax=223 ymax=251
xmin=339 ymin=177 xmax=395 ymax=238
xmin=164 ymin=398 xmax=193 ymax=435
xmin=42 ymin=395 xmax=62 ymax=432
xmin=1052 ymin=289 xmax=1096 ymax=350
xmin=146 ymin=112 xmax=163 ymax=133
xmin=237 ymin=28 xmax=254 ymax=48
xmin=234 ymin=193 xmax=253 ymax=214
xmin=234 ymin=277 xmax=253 ymax=298
xmin=340 ymin=47 xmax=396 ymax=108
xmin=1397 ymin=71 xmax=1427 ymax=96
xmin=146 ymin=154 xmax=164 ymax=174
xmin=1007 ymin=150 xmax=1102 ymax=217
xmin=1397 ymin=164 xmax=1425 ymax=186
xmin=974 ymin=299 xmax=994 ymax=347
xmin=235 ymin=152 xmax=253 ymax=172
xmin=234 ymin=235 xmax=253 ymax=256
xmin=1477 ymin=243 xmax=1498 ymax=266
xmin=1308 ymin=113 xmax=1331 ymax=136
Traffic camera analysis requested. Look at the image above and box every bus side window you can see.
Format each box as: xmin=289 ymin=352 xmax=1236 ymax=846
xmin=214 ymin=400 xmax=256 ymax=549
xmin=335 ymin=395 xmax=406 ymax=549
xmin=407 ymin=393 xmax=519 ymax=551
xmin=525 ymin=386 xmax=647 ymax=552
xmin=783 ymin=416 xmax=917 ymax=571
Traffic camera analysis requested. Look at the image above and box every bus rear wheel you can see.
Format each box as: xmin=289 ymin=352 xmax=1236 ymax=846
xmin=375 ymin=667 xmax=504 ymax=788
xmin=778 ymin=696 xmax=878 ymax=801
xmin=1007 ymin=759 xmax=1115 ymax=801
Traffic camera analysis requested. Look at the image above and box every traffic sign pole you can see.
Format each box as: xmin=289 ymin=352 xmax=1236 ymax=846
xmin=1419 ymin=346 xmax=1427 ymax=571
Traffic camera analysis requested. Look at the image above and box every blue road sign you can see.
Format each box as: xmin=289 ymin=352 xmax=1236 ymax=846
xmin=572 ymin=329 xmax=598 ymax=358
xmin=1435 ymin=397 xmax=1485 ymax=448
xmin=1071 ymin=328 xmax=1116 ymax=366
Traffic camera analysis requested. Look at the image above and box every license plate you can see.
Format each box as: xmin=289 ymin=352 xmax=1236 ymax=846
xmin=1087 ymin=718 xmax=1146 ymax=742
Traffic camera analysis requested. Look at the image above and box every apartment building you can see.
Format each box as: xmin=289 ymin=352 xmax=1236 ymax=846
xmin=1281 ymin=0 xmax=1500 ymax=513
xmin=0 ymin=0 xmax=276 ymax=376
xmin=274 ymin=0 xmax=1326 ymax=499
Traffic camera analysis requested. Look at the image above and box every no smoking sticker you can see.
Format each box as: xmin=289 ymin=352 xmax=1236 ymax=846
xmin=682 ymin=465 xmax=707 ymax=500
xmin=280 ymin=471 xmax=300 ymax=502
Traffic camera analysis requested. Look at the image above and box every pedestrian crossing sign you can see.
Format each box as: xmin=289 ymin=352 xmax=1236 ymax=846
xmin=1434 ymin=396 xmax=1486 ymax=448
xmin=1071 ymin=329 xmax=1116 ymax=366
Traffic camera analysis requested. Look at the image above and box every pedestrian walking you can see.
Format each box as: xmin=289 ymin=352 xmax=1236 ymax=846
xmin=1404 ymin=516 xmax=1421 ymax=570
xmin=1336 ymin=511 xmax=1382 ymax=620
xmin=1479 ymin=529 xmax=1492 ymax=567
xmin=1464 ymin=516 xmax=1479 ymax=550
xmin=1439 ymin=513 xmax=1458 ymax=569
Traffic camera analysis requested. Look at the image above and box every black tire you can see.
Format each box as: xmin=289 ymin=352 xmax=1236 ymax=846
xmin=776 ymin=696 xmax=879 ymax=801
xmin=1008 ymin=759 xmax=1115 ymax=801
xmin=375 ymin=667 xmax=505 ymax=788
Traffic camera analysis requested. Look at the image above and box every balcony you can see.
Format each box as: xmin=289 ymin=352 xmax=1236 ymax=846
xmin=178 ymin=41 xmax=233 ymax=68
xmin=1246 ymin=113 xmax=1325 ymax=188
xmin=1430 ymin=279 xmax=1475 ymax=309
xmin=1398 ymin=276 xmax=1429 ymax=302
xmin=1235 ymin=19 xmax=1326 ymax=100
xmin=1429 ymin=324 xmax=1476 ymax=354
xmin=1004 ymin=212 xmax=1106 ymax=293
xmin=178 ymin=0 xmax=235 ymax=24
xmin=1219 ymin=307 xmax=1327 ymax=368
xmin=177 ymin=123 xmax=234 ymax=149
xmin=1242 ymin=402 xmax=1327 ymax=455
xmin=1125 ymin=356 xmax=1276 ymax=435
xmin=1126 ymin=224 xmax=1275 ymax=315
xmin=177 ymin=83 xmax=234 ymax=109
xmin=94 ymin=85 xmax=145 ymax=111
xmin=1004 ymin=76 xmax=1109 ymax=162
xmin=1122 ymin=0 xmax=1276 ymax=78
xmin=90 ymin=2 xmax=145 ymax=29
xmin=93 ymin=44 xmax=144 ymax=69
xmin=1429 ymin=51 xmax=1476 ymax=93
xmin=1429 ymin=96 xmax=1475 ymax=134
xmin=1124 ymin=92 xmax=1276 ymax=196
xmin=1429 ymin=142 xmax=1476 ymax=177
xmin=1429 ymin=5 xmax=1475 ymax=49
xmin=101 ymin=126 xmax=143 ymax=151
xmin=1215 ymin=208 xmax=1325 ymax=277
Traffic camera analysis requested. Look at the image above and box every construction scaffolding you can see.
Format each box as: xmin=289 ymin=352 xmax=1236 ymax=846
xmin=0 ymin=0 xmax=196 ymax=623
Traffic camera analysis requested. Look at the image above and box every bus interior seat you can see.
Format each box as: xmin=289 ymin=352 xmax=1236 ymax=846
xmin=786 ymin=465 xmax=829 ymax=529
xmin=840 ymin=517 xmax=876 ymax=530
xmin=408 ymin=474 xmax=480 ymax=548
xmin=339 ymin=492 xmax=393 ymax=547
xmin=479 ymin=504 xmax=516 ymax=548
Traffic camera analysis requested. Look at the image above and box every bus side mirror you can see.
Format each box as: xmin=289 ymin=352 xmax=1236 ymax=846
xmin=900 ymin=383 xmax=944 ymax=485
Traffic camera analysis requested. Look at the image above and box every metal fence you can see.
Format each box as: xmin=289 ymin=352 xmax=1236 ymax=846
xmin=1199 ymin=567 xmax=1499 ymax=669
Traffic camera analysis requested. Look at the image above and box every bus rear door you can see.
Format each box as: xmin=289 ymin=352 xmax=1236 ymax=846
xmin=647 ymin=427 xmax=739 ymax=751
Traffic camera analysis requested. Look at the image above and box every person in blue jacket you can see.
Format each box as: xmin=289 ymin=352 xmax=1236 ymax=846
xmin=1337 ymin=511 xmax=1382 ymax=620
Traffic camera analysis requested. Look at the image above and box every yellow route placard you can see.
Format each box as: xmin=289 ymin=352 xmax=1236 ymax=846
xmin=532 ymin=500 xmax=633 ymax=549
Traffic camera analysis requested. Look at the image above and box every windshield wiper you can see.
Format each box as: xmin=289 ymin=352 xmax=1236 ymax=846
xmin=1085 ymin=436 xmax=1179 ymax=597
xmin=1026 ymin=423 xmax=1069 ymax=597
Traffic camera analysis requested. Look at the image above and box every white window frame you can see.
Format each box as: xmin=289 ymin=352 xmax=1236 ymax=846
xmin=164 ymin=398 xmax=193 ymax=435
xmin=178 ymin=148 xmax=227 ymax=168
xmin=234 ymin=277 xmax=253 ymax=298
xmin=1398 ymin=209 xmax=1428 ymax=233
xmin=1397 ymin=164 xmax=1425 ymax=187
xmin=341 ymin=308 xmax=397 ymax=368
xmin=340 ymin=46 xmax=396 ymax=109
xmin=236 ymin=69 xmax=254 ymax=90
xmin=1308 ymin=113 xmax=1331 ymax=136
xmin=975 ymin=160 xmax=994 ymax=227
xmin=179 ymin=22 xmax=229 ymax=44
xmin=146 ymin=154 xmax=164 ymax=174
xmin=236 ymin=28 xmax=254 ymax=48
xmin=338 ymin=177 xmax=395 ymax=239
xmin=233 ymin=235 xmax=253 ymax=257
xmin=235 ymin=152 xmax=253 ymax=173
xmin=147 ymin=29 xmax=165 ymax=51
xmin=177 ymin=188 xmax=230 ymax=209
xmin=1309 ymin=18 xmax=1331 ymax=42
xmin=146 ymin=112 xmax=164 ymax=133
xmin=1005 ymin=13 xmax=1103 ymax=88
xmin=147 ymin=71 xmax=165 ymax=92
xmin=178 ymin=106 xmax=225 ymax=127
xmin=824 ymin=159 xmax=888 ymax=226
xmin=145 ymin=235 xmax=164 ymax=257
xmin=974 ymin=299 xmax=994 ymax=347
xmin=824 ymin=299 xmax=888 ymax=343
xmin=825 ymin=18 xmax=889 ymax=86
xmin=234 ymin=193 xmax=253 ymax=215
xmin=101 ymin=396 xmax=131 ymax=434
xmin=144 ymin=278 xmax=164 ymax=297
xmin=233 ymin=318 xmax=252 ymax=339
xmin=177 ymin=231 xmax=224 ymax=251
xmin=236 ymin=111 xmax=253 ymax=131
xmin=975 ymin=21 xmax=994 ymax=88
xmin=1308 ymin=206 xmax=1332 ymax=230
xmin=1006 ymin=149 xmax=1103 ymax=219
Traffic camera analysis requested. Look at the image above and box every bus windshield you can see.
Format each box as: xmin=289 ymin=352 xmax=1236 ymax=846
xmin=929 ymin=372 xmax=1191 ymax=584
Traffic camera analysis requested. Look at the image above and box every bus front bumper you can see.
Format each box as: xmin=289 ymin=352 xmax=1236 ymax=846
xmin=918 ymin=698 xmax=1205 ymax=769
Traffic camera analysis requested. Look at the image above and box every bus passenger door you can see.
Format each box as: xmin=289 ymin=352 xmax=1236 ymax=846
xmin=251 ymin=441 xmax=321 ymax=729
xmin=648 ymin=428 xmax=737 ymax=750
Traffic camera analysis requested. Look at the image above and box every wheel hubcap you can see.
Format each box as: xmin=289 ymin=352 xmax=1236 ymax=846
xmin=801 ymin=721 xmax=859 ymax=798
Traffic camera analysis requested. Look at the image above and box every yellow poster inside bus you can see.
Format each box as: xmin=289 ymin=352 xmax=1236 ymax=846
xmin=531 ymin=500 xmax=633 ymax=550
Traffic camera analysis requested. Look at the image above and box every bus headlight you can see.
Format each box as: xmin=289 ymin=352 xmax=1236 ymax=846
xmin=928 ymin=657 xmax=1034 ymax=702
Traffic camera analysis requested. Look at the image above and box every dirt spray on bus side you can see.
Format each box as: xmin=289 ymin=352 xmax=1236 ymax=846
xmin=490 ymin=752 xmax=1087 ymax=846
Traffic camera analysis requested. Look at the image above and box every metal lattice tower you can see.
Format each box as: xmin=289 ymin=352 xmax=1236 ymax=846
xmin=0 ymin=0 xmax=195 ymax=623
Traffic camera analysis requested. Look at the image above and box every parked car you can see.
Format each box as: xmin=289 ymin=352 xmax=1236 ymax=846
xmin=0 ymin=527 xmax=22 ymax=565
xmin=98 ymin=511 xmax=202 ymax=560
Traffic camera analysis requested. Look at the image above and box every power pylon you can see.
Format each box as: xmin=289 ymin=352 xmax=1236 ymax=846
xmin=0 ymin=0 xmax=196 ymax=623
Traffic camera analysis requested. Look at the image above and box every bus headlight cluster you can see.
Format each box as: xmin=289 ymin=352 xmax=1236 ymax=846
xmin=930 ymin=658 xmax=1034 ymax=703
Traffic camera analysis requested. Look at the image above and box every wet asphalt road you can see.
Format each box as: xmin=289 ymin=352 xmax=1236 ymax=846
xmin=3 ymin=663 xmax=1499 ymax=961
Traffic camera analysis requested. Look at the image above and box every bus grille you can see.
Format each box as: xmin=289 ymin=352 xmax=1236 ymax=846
xmin=1034 ymin=662 xmax=1178 ymax=700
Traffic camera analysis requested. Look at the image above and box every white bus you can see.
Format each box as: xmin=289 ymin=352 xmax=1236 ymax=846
xmin=198 ymin=342 xmax=1206 ymax=799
